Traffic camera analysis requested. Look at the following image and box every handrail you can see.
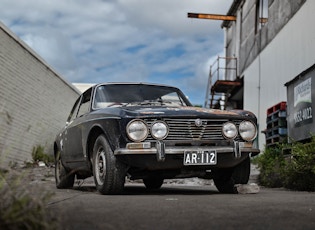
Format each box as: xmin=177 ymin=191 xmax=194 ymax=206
xmin=204 ymin=56 xmax=238 ymax=108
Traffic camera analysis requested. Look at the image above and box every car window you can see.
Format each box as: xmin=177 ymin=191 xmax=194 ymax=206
xmin=161 ymin=92 xmax=185 ymax=106
xmin=77 ymin=88 xmax=92 ymax=117
xmin=77 ymin=101 xmax=90 ymax=117
xmin=67 ymin=97 xmax=81 ymax=123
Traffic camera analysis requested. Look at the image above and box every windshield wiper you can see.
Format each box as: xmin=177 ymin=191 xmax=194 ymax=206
xmin=122 ymin=99 xmax=178 ymax=107
xmin=122 ymin=100 xmax=163 ymax=107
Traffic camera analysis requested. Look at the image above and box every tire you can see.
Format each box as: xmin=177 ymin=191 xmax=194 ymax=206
xmin=143 ymin=177 xmax=164 ymax=190
xmin=55 ymin=151 xmax=75 ymax=189
xmin=233 ymin=157 xmax=250 ymax=184
xmin=213 ymin=168 xmax=235 ymax=193
xmin=213 ymin=157 xmax=250 ymax=193
xmin=92 ymin=135 xmax=126 ymax=195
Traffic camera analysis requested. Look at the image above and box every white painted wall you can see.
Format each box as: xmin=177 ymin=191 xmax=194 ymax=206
xmin=73 ymin=83 xmax=96 ymax=93
xmin=0 ymin=22 xmax=80 ymax=166
xmin=243 ymin=0 xmax=315 ymax=149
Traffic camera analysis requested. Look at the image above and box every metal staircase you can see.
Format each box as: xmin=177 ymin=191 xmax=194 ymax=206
xmin=204 ymin=56 xmax=242 ymax=109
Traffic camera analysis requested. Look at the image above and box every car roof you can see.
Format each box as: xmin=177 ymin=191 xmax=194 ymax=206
xmin=95 ymin=82 xmax=179 ymax=88
xmin=80 ymin=82 xmax=181 ymax=95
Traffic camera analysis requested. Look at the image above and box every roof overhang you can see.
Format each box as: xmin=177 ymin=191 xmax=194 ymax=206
xmin=221 ymin=0 xmax=243 ymax=28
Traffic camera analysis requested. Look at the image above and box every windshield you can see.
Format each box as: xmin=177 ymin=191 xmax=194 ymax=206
xmin=93 ymin=84 xmax=190 ymax=109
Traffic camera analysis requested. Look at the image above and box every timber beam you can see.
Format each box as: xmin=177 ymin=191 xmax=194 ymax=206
xmin=187 ymin=13 xmax=236 ymax=21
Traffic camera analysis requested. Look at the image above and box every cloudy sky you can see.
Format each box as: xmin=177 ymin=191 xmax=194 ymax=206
xmin=0 ymin=0 xmax=233 ymax=105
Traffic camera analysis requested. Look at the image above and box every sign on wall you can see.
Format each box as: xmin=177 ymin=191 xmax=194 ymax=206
xmin=293 ymin=78 xmax=313 ymax=127
xmin=286 ymin=64 xmax=315 ymax=142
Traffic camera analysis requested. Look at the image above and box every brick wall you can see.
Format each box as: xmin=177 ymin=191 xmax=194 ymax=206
xmin=0 ymin=22 xmax=80 ymax=166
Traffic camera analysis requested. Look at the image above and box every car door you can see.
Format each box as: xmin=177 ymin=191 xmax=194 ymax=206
xmin=63 ymin=88 xmax=92 ymax=165
xmin=61 ymin=96 xmax=80 ymax=163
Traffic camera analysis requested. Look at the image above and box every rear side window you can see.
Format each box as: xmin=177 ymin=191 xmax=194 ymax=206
xmin=67 ymin=97 xmax=81 ymax=122
xmin=77 ymin=88 xmax=92 ymax=118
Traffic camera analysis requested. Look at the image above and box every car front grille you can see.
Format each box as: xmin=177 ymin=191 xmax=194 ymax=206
xmin=144 ymin=118 xmax=241 ymax=141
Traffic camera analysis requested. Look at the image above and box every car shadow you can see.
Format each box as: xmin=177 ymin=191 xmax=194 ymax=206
xmin=124 ymin=184 xmax=219 ymax=195
xmin=72 ymin=183 xmax=219 ymax=195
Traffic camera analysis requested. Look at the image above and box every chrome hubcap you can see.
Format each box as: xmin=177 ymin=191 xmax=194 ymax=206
xmin=96 ymin=148 xmax=106 ymax=185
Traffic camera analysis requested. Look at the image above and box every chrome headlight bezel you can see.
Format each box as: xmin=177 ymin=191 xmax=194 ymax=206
xmin=150 ymin=121 xmax=169 ymax=140
xmin=126 ymin=119 xmax=148 ymax=142
xmin=222 ymin=122 xmax=238 ymax=139
xmin=239 ymin=120 xmax=257 ymax=141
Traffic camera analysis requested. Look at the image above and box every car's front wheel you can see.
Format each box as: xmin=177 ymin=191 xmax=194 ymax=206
xmin=213 ymin=157 xmax=250 ymax=193
xmin=55 ymin=151 xmax=75 ymax=189
xmin=92 ymin=135 xmax=126 ymax=195
xmin=232 ymin=156 xmax=250 ymax=184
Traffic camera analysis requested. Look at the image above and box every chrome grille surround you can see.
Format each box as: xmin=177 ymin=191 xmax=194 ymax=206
xmin=144 ymin=118 xmax=242 ymax=141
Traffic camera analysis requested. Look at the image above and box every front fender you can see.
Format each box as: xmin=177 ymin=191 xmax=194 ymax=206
xmin=85 ymin=118 xmax=122 ymax=161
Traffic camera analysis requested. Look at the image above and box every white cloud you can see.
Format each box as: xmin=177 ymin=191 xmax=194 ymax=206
xmin=21 ymin=28 xmax=76 ymax=71
xmin=0 ymin=0 xmax=233 ymax=105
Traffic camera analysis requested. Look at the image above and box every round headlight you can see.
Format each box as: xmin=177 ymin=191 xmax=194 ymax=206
xmin=126 ymin=119 xmax=148 ymax=142
xmin=239 ymin=120 xmax=257 ymax=141
xmin=151 ymin=121 xmax=168 ymax=140
xmin=222 ymin=122 xmax=238 ymax=139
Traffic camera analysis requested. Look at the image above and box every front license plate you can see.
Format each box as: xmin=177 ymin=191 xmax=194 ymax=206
xmin=184 ymin=150 xmax=217 ymax=165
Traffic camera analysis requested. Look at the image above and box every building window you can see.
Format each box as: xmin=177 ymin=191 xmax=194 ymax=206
xmin=255 ymin=0 xmax=268 ymax=33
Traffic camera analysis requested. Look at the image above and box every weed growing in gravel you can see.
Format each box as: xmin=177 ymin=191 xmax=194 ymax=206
xmin=284 ymin=138 xmax=315 ymax=191
xmin=253 ymin=143 xmax=286 ymax=188
xmin=0 ymin=168 xmax=58 ymax=230
xmin=254 ymin=138 xmax=315 ymax=191
xmin=31 ymin=145 xmax=54 ymax=166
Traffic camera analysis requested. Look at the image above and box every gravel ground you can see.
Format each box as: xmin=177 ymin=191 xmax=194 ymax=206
xmin=10 ymin=162 xmax=260 ymax=190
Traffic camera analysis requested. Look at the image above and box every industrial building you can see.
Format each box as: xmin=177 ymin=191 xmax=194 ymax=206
xmin=199 ymin=0 xmax=313 ymax=148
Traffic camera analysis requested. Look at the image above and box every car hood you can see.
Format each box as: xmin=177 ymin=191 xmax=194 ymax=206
xmin=95 ymin=106 xmax=256 ymax=120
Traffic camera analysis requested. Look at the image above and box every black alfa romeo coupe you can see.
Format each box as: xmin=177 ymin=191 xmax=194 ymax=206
xmin=54 ymin=83 xmax=260 ymax=194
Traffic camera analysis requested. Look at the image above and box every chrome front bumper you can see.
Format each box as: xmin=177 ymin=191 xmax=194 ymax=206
xmin=114 ymin=141 xmax=260 ymax=162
